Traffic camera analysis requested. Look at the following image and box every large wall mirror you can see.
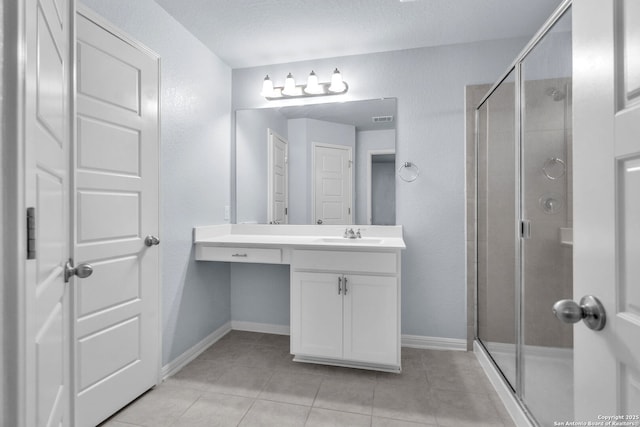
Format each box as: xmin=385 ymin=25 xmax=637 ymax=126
xmin=235 ymin=98 xmax=397 ymax=225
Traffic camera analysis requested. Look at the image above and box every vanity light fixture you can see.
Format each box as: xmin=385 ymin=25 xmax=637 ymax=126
xmin=304 ymin=71 xmax=322 ymax=94
xmin=260 ymin=68 xmax=349 ymax=100
xmin=282 ymin=72 xmax=298 ymax=96
xmin=329 ymin=68 xmax=346 ymax=93
xmin=261 ymin=75 xmax=274 ymax=97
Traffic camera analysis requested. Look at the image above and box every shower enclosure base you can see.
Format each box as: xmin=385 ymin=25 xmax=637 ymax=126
xmin=474 ymin=340 xmax=534 ymax=427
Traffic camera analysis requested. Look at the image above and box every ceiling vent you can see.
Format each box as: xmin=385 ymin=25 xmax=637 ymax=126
xmin=372 ymin=115 xmax=394 ymax=123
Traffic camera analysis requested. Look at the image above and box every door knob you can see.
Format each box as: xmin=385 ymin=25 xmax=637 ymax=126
xmin=552 ymin=295 xmax=606 ymax=331
xmin=144 ymin=235 xmax=160 ymax=247
xmin=64 ymin=259 xmax=94 ymax=283
xmin=316 ymin=219 xmax=323 ymax=224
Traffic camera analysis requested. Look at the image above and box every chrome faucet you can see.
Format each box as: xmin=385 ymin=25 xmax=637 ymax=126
xmin=344 ymin=228 xmax=361 ymax=239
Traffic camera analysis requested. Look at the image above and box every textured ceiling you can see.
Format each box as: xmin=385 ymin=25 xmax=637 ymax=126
xmin=154 ymin=0 xmax=563 ymax=69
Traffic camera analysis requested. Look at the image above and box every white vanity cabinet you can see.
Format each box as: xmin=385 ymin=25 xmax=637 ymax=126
xmin=290 ymin=249 xmax=401 ymax=372
xmin=193 ymin=224 xmax=405 ymax=372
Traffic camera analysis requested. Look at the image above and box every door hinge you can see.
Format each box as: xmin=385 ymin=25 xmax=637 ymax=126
xmin=521 ymin=220 xmax=531 ymax=239
xmin=27 ymin=207 xmax=36 ymax=259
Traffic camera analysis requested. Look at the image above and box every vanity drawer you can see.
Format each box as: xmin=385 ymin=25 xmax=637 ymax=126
xmin=196 ymin=245 xmax=282 ymax=264
xmin=293 ymin=250 xmax=397 ymax=274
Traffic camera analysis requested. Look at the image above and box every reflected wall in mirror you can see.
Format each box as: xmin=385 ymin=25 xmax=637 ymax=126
xmin=235 ymin=98 xmax=397 ymax=225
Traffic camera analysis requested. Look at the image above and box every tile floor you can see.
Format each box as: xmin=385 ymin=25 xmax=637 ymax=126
xmin=100 ymin=331 xmax=515 ymax=427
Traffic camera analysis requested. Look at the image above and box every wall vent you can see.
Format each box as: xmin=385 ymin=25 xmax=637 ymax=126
xmin=372 ymin=115 xmax=394 ymax=123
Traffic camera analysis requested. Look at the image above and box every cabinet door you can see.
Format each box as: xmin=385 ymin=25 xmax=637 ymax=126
xmin=343 ymin=275 xmax=398 ymax=365
xmin=291 ymin=272 xmax=343 ymax=359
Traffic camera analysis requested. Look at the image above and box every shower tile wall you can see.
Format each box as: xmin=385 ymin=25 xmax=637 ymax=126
xmin=522 ymin=77 xmax=573 ymax=350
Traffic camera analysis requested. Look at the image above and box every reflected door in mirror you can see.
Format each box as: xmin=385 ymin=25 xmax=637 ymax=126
xmin=313 ymin=143 xmax=352 ymax=225
xmin=268 ymin=129 xmax=288 ymax=224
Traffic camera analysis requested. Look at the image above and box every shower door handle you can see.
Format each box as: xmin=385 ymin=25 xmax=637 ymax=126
xmin=552 ymin=295 xmax=606 ymax=331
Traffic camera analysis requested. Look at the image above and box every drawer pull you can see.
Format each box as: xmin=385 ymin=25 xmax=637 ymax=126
xmin=232 ymin=253 xmax=248 ymax=257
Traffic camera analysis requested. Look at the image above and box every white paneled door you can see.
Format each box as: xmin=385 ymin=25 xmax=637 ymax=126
xmin=74 ymin=10 xmax=160 ymax=427
xmin=313 ymin=144 xmax=352 ymax=225
xmin=24 ymin=0 xmax=73 ymax=425
xmin=574 ymin=0 xmax=640 ymax=418
xmin=268 ymin=129 xmax=288 ymax=224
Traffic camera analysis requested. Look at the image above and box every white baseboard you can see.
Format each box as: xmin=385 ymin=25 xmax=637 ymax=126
xmin=230 ymin=320 xmax=290 ymax=335
xmin=161 ymin=321 xmax=232 ymax=380
xmin=228 ymin=322 xmax=467 ymax=352
xmin=474 ymin=341 xmax=533 ymax=427
xmin=401 ymin=334 xmax=466 ymax=351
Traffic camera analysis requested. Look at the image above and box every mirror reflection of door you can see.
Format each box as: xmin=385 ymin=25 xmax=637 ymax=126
xmin=368 ymin=151 xmax=396 ymax=225
xmin=313 ymin=143 xmax=352 ymax=225
xmin=267 ymin=129 xmax=288 ymax=224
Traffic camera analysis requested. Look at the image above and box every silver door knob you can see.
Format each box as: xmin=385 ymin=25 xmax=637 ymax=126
xmin=64 ymin=259 xmax=94 ymax=283
xmin=552 ymin=295 xmax=606 ymax=331
xmin=316 ymin=219 xmax=323 ymax=224
xmin=144 ymin=235 xmax=160 ymax=247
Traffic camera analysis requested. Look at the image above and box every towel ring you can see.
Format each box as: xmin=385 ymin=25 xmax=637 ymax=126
xmin=398 ymin=161 xmax=420 ymax=182
xmin=542 ymin=157 xmax=566 ymax=180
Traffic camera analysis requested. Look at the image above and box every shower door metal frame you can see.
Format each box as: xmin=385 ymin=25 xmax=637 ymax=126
xmin=473 ymin=0 xmax=573 ymax=425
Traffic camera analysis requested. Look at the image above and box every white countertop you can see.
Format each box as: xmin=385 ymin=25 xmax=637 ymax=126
xmin=193 ymin=224 xmax=406 ymax=250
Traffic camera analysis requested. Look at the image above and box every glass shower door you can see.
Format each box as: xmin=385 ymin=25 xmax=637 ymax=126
xmin=476 ymin=70 xmax=517 ymax=390
xmin=520 ymin=9 xmax=573 ymax=426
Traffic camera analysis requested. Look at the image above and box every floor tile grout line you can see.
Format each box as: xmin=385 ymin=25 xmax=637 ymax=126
xmin=167 ymin=389 xmax=208 ymax=427
xmin=235 ymin=396 xmax=257 ymax=427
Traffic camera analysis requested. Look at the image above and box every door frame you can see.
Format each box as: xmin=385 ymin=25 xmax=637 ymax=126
xmin=311 ymin=142 xmax=353 ymax=225
xmin=4 ymin=0 xmax=77 ymax=425
xmin=3 ymin=0 xmax=35 ymax=424
xmin=366 ymin=149 xmax=395 ymax=225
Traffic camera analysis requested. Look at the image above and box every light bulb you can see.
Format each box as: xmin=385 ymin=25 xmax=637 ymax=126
xmin=304 ymin=70 xmax=322 ymax=94
xmin=282 ymin=73 xmax=297 ymax=96
xmin=261 ymin=75 xmax=274 ymax=97
xmin=328 ymin=68 xmax=346 ymax=93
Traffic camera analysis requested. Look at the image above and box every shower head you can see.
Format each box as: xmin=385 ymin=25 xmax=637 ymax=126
xmin=545 ymin=87 xmax=566 ymax=101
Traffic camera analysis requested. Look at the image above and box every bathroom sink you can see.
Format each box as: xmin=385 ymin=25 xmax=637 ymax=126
xmin=315 ymin=237 xmax=384 ymax=245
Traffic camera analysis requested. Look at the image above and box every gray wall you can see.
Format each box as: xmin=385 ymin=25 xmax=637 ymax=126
xmin=230 ymin=264 xmax=290 ymax=327
xmin=287 ymin=119 xmax=308 ymax=225
xmin=80 ymin=0 xmax=233 ymax=365
xmin=236 ymin=108 xmax=288 ymax=224
xmin=355 ymin=129 xmax=396 ymax=224
xmin=372 ymin=161 xmax=396 ymax=225
xmin=231 ymin=39 xmax=529 ymax=339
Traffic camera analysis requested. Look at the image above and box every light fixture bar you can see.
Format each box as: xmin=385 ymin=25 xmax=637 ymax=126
xmin=261 ymin=69 xmax=349 ymax=100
